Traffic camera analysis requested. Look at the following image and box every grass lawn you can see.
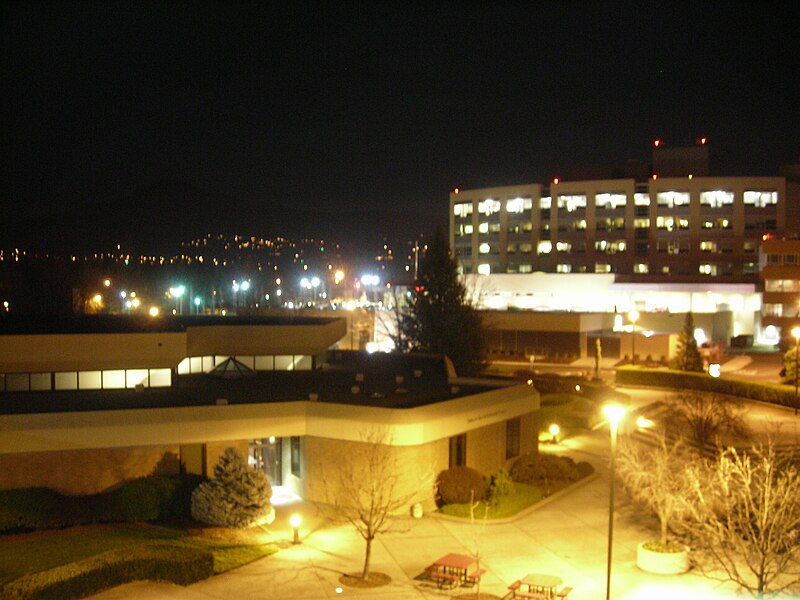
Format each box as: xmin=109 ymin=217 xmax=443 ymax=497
xmin=438 ymin=482 xmax=543 ymax=519
xmin=0 ymin=522 xmax=278 ymax=587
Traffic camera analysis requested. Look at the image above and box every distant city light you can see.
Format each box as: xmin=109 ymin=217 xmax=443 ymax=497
xmin=148 ymin=306 xmax=159 ymax=317
xmin=103 ymin=279 xmax=111 ymax=287
xmin=360 ymin=274 xmax=380 ymax=286
xmin=240 ymin=280 xmax=250 ymax=291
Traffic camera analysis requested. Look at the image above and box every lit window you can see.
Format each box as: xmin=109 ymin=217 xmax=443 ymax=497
xmin=557 ymin=194 xmax=587 ymax=211
xmin=506 ymin=197 xmax=532 ymax=213
xmin=478 ymin=198 xmax=501 ymax=216
xmin=519 ymin=243 xmax=532 ymax=253
xmin=700 ymin=241 xmax=717 ymax=252
xmin=478 ymin=223 xmax=489 ymax=234
xmin=537 ymin=241 xmax=552 ymax=254
xmin=518 ymin=264 xmax=532 ymax=273
xmin=477 ymin=264 xmax=491 ymax=275
xmin=556 ymin=264 xmax=572 ymax=273
xmin=744 ymin=191 xmax=777 ymax=207
xmin=634 ymin=193 xmax=650 ymax=206
xmin=556 ymin=241 xmax=572 ymax=252
xmin=595 ymin=263 xmax=611 ymax=273
xmin=634 ymin=263 xmax=648 ymax=273
xmin=540 ymin=196 xmax=552 ymax=210
xmin=656 ymin=191 xmax=690 ymax=208
xmin=656 ymin=216 xmax=675 ymax=231
xmin=700 ymin=190 xmax=734 ymax=207
xmin=633 ymin=218 xmax=650 ymax=229
xmin=479 ymin=243 xmax=491 ymax=254
xmin=596 ymin=193 xmax=626 ymax=209
xmin=464 ymin=224 xmax=473 ymax=235
xmin=699 ymin=264 xmax=717 ymax=276
xmin=453 ymin=202 xmax=473 ymax=218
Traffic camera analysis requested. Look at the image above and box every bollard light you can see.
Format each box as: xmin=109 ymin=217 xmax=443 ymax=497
xmin=290 ymin=514 xmax=302 ymax=544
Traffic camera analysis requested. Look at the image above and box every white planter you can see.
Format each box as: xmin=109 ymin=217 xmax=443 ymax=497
xmin=636 ymin=541 xmax=689 ymax=574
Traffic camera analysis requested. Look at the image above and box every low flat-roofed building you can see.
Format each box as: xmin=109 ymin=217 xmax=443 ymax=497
xmin=0 ymin=315 xmax=539 ymax=510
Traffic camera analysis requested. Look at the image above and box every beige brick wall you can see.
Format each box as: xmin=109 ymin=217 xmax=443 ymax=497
xmin=0 ymin=444 xmax=181 ymax=495
xmin=204 ymin=440 xmax=249 ymax=478
xmin=303 ymin=435 xmax=447 ymax=512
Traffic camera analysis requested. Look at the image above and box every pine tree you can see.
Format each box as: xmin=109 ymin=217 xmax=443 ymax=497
xmin=782 ymin=344 xmax=800 ymax=385
xmin=670 ymin=312 xmax=704 ymax=372
xmin=398 ymin=224 xmax=485 ymax=376
xmin=191 ymin=447 xmax=274 ymax=528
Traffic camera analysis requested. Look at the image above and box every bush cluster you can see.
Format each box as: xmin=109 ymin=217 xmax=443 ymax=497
xmin=0 ymin=474 xmax=205 ymax=533
xmin=510 ymin=453 xmax=594 ymax=487
xmin=0 ymin=543 xmax=213 ymax=600
xmin=436 ymin=466 xmax=487 ymax=505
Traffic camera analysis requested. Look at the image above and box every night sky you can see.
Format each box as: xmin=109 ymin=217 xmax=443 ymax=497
xmin=2 ymin=1 xmax=798 ymax=248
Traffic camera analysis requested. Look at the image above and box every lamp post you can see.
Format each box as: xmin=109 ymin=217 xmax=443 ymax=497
xmin=290 ymin=514 xmax=302 ymax=544
xmin=603 ymin=403 xmax=625 ymax=600
xmin=792 ymin=327 xmax=800 ymax=416
xmin=628 ymin=310 xmax=639 ymax=365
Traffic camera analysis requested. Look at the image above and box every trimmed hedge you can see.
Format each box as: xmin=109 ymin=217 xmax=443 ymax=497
xmin=0 ymin=474 xmax=205 ymax=533
xmin=615 ymin=366 xmax=796 ymax=408
xmin=436 ymin=466 xmax=487 ymax=505
xmin=0 ymin=543 xmax=214 ymax=600
xmin=510 ymin=453 xmax=594 ymax=486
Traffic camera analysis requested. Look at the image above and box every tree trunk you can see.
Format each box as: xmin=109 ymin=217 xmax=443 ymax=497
xmin=361 ymin=535 xmax=373 ymax=580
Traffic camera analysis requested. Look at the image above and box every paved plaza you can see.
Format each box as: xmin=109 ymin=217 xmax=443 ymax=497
xmin=88 ymin=387 xmax=800 ymax=600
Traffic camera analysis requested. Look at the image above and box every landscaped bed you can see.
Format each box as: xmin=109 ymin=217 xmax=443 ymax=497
xmin=0 ymin=522 xmax=277 ymax=599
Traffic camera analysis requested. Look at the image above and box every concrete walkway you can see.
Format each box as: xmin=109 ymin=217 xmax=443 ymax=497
xmin=88 ymin=387 xmax=798 ymax=600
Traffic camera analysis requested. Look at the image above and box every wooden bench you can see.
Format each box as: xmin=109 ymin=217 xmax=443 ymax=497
xmin=555 ymin=586 xmax=573 ymax=599
xmin=465 ymin=568 xmax=486 ymax=585
xmin=427 ymin=570 xmax=460 ymax=589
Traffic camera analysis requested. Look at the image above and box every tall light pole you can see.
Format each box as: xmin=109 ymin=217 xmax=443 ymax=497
xmin=603 ymin=403 xmax=626 ymax=600
xmin=792 ymin=327 xmax=800 ymax=416
xmin=628 ymin=310 xmax=639 ymax=365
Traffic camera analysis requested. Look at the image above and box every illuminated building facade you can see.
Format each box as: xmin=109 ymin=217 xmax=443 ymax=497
xmin=759 ymin=238 xmax=800 ymax=342
xmin=451 ymin=175 xmax=788 ymax=279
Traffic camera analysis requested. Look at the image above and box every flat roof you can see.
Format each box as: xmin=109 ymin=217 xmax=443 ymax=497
xmin=0 ymin=314 xmax=341 ymax=335
xmin=0 ymin=351 xmax=498 ymax=415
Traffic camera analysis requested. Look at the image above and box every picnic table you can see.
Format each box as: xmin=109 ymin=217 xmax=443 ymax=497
xmin=426 ymin=553 xmax=485 ymax=589
xmin=508 ymin=573 xmax=564 ymax=599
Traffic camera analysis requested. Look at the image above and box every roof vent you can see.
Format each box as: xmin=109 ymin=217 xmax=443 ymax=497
xmin=450 ymin=386 xmax=460 ymax=394
xmin=395 ymin=375 xmax=404 ymax=384
xmin=308 ymin=392 xmax=319 ymax=401
xmin=355 ymin=373 xmax=365 ymax=382
xmin=414 ymin=369 xmax=423 ymax=378
xmin=351 ymin=385 xmax=360 ymax=394
xmin=215 ymin=398 xmax=229 ymax=405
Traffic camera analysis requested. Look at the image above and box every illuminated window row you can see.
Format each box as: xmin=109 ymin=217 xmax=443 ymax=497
xmin=177 ymin=354 xmax=312 ymax=373
xmin=0 ymin=368 xmax=171 ymax=392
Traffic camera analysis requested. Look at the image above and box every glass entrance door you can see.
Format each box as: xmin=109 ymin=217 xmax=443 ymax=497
xmin=248 ymin=437 xmax=282 ymax=485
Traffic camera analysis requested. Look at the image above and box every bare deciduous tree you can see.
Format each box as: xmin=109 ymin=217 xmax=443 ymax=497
xmin=667 ymin=390 xmax=749 ymax=449
xmin=616 ymin=430 xmax=692 ymax=549
xmin=320 ymin=429 xmax=429 ymax=581
xmin=684 ymin=446 xmax=800 ymax=597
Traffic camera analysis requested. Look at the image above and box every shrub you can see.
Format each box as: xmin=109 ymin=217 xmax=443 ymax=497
xmin=510 ymin=453 xmax=580 ymax=486
xmin=486 ymin=468 xmax=515 ymax=506
xmin=0 ymin=474 xmax=206 ymax=534
xmin=436 ymin=466 xmax=487 ymax=506
xmin=191 ymin=447 xmax=274 ymax=528
xmin=0 ymin=543 xmax=213 ymax=600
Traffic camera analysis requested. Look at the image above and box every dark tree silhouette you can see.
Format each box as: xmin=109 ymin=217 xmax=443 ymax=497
xmin=397 ymin=224 xmax=485 ymax=376
xmin=670 ymin=312 xmax=704 ymax=372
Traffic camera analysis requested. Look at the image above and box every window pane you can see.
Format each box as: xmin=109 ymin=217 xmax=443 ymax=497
xmin=149 ymin=369 xmax=171 ymax=387
xmin=30 ymin=372 xmax=51 ymax=391
xmin=103 ymin=370 xmax=126 ymax=389
xmin=79 ymin=371 xmax=102 ymax=390
xmin=55 ymin=372 xmax=78 ymax=390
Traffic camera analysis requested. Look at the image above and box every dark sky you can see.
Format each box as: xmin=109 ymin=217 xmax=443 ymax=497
xmin=2 ymin=1 xmax=798 ymax=244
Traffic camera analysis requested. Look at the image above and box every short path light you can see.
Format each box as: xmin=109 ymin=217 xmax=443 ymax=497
xmin=548 ymin=423 xmax=560 ymax=444
xmin=290 ymin=514 xmax=302 ymax=545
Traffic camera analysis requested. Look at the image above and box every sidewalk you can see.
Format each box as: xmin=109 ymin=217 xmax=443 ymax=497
xmin=89 ymin=390 xmax=753 ymax=600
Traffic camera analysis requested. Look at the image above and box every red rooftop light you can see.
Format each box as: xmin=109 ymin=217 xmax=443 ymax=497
xmin=552 ymin=177 xmax=560 ymax=185
xmin=653 ymin=139 xmax=662 ymax=147
xmin=454 ymin=187 xmax=459 ymax=194
xmin=698 ymin=137 xmax=708 ymax=145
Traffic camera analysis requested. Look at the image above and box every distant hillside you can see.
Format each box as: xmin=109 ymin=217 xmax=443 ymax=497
xmin=1 ymin=180 xmax=442 ymax=255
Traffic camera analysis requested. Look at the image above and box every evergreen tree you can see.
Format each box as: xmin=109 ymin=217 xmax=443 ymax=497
xmin=398 ymin=224 xmax=485 ymax=376
xmin=191 ymin=447 xmax=274 ymax=528
xmin=782 ymin=344 xmax=800 ymax=386
xmin=670 ymin=312 xmax=704 ymax=372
